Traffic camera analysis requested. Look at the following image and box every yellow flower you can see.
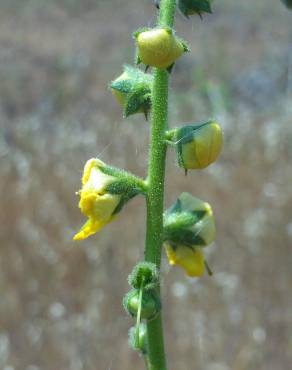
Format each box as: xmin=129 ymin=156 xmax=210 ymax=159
xmin=165 ymin=243 xmax=205 ymax=277
xmin=178 ymin=121 xmax=223 ymax=170
xmin=136 ymin=28 xmax=187 ymax=69
xmin=73 ymin=158 xmax=121 ymax=241
xmin=163 ymin=193 xmax=216 ymax=277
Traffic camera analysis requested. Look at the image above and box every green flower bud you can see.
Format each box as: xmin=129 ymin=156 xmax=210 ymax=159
xmin=128 ymin=262 xmax=159 ymax=291
xmin=110 ymin=65 xmax=153 ymax=118
xmin=178 ymin=0 xmax=213 ymax=18
xmin=163 ymin=192 xmax=216 ymax=248
xmin=173 ymin=120 xmax=223 ymax=170
xmin=123 ymin=289 xmax=161 ymax=321
xmin=163 ymin=192 xmax=216 ymax=277
xmin=134 ymin=28 xmax=189 ymax=69
xmin=129 ymin=323 xmax=148 ymax=354
xmin=281 ymin=0 xmax=292 ymax=9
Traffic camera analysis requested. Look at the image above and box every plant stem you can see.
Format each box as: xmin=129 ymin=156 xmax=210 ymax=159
xmin=144 ymin=1 xmax=176 ymax=369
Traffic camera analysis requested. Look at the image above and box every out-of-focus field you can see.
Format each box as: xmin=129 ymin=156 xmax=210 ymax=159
xmin=0 ymin=0 xmax=291 ymax=369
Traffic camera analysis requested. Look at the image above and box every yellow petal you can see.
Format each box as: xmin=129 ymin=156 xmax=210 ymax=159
xmin=181 ymin=122 xmax=223 ymax=169
xmin=73 ymin=217 xmax=114 ymax=241
xmin=82 ymin=158 xmax=105 ymax=185
xmin=79 ymin=192 xmax=121 ymax=221
xmin=179 ymin=192 xmax=212 ymax=214
xmin=165 ymin=243 xmax=205 ymax=277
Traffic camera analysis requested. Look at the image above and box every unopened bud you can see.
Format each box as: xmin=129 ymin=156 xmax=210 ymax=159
xmin=134 ymin=27 xmax=189 ymax=69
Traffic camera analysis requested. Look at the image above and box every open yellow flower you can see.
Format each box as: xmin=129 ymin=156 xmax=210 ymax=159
xmin=165 ymin=243 xmax=205 ymax=277
xmin=73 ymin=158 xmax=121 ymax=241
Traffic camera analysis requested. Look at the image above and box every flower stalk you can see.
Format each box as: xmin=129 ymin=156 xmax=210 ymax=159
xmin=143 ymin=1 xmax=177 ymax=369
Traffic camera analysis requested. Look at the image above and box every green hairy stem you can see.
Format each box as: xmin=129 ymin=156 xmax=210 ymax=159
xmin=144 ymin=1 xmax=177 ymax=369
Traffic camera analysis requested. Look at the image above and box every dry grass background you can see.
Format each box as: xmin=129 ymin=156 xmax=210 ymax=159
xmin=0 ymin=0 xmax=292 ymax=369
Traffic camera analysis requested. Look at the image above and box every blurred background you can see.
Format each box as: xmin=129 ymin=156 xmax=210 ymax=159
xmin=0 ymin=0 xmax=291 ymax=369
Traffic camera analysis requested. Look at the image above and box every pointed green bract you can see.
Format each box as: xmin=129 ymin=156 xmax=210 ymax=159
xmin=178 ymin=0 xmax=213 ymax=17
xmin=281 ymin=0 xmax=292 ymax=9
xmin=110 ymin=65 xmax=153 ymax=118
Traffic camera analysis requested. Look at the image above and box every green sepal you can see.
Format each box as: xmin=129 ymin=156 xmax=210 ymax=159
xmin=136 ymin=54 xmax=142 ymax=65
xmin=178 ymin=39 xmax=190 ymax=53
xmin=110 ymin=79 xmax=133 ymax=94
xmin=133 ymin=27 xmax=151 ymax=39
xmin=123 ymin=289 xmax=161 ymax=321
xmin=112 ymin=189 xmax=140 ymax=215
xmin=128 ymin=323 xmax=148 ymax=355
xmin=163 ymin=226 xmax=206 ymax=247
xmin=166 ymin=63 xmax=175 ymax=74
xmin=99 ymin=165 xmax=146 ymax=215
xmin=163 ymin=192 xmax=215 ymax=247
xmin=124 ymin=87 xmax=151 ymax=118
xmin=128 ymin=262 xmax=159 ymax=291
xmin=163 ymin=212 xmax=207 ymax=247
xmin=163 ymin=26 xmax=173 ymax=35
xmin=178 ymin=0 xmax=213 ymax=17
xmin=105 ymin=178 xmax=145 ymax=215
xmin=281 ymin=0 xmax=292 ymax=9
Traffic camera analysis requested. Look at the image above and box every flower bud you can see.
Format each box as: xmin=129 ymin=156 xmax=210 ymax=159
xmin=110 ymin=65 xmax=153 ymax=118
xmin=174 ymin=120 xmax=223 ymax=170
xmin=123 ymin=289 xmax=161 ymax=321
xmin=177 ymin=0 xmax=213 ymax=18
xmin=164 ymin=192 xmax=216 ymax=247
xmin=281 ymin=0 xmax=292 ymax=9
xmin=128 ymin=262 xmax=159 ymax=291
xmin=129 ymin=323 xmax=148 ymax=354
xmin=134 ymin=28 xmax=189 ymax=69
xmin=163 ymin=192 xmax=216 ymax=277
xmin=73 ymin=158 xmax=144 ymax=240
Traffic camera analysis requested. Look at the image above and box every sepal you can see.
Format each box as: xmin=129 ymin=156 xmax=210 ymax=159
xmin=129 ymin=323 xmax=148 ymax=354
xmin=281 ymin=0 xmax=292 ymax=9
xmin=123 ymin=289 xmax=161 ymax=321
xmin=128 ymin=262 xmax=159 ymax=291
xmin=177 ymin=0 xmax=213 ymax=18
xmin=124 ymin=87 xmax=151 ymax=118
xmin=110 ymin=65 xmax=153 ymax=119
xmin=163 ymin=192 xmax=216 ymax=247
